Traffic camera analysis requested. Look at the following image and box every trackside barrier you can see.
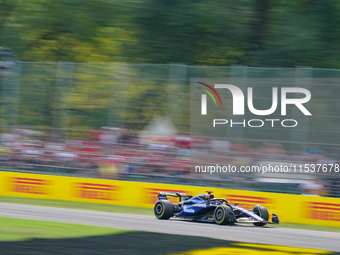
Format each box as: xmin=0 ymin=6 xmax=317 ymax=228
xmin=0 ymin=171 xmax=340 ymax=227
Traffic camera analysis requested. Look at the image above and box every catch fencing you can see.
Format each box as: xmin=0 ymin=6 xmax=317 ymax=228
xmin=1 ymin=63 xmax=340 ymax=145
xmin=0 ymin=62 xmax=340 ymax=196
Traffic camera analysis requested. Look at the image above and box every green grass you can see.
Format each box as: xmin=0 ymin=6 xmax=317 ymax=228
xmin=1 ymin=196 xmax=340 ymax=233
xmin=278 ymin=222 xmax=340 ymax=233
xmin=0 ymin=196 xmax=152 ymax=215
xmin=0 ymin=217 xmax=334 ymax=255
xmin=0 ymin=217 xmax=129 ymax=242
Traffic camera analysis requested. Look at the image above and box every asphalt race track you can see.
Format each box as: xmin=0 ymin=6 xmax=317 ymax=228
xmin=1 ymin=203 xmax=340 ymax=252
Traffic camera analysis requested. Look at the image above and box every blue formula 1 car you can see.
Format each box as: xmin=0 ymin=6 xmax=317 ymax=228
xmin=154 ymin=191 xmax=279 ymax=226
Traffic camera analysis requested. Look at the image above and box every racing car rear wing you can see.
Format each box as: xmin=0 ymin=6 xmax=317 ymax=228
xmin=158 ymin=192 xmax=192 ymax=202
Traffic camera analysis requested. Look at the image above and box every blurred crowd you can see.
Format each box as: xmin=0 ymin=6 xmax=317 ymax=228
xmin=0 ymin=128 xmax=190 ymax=178
xmin=0 ymin=127 xmax=339 ymax=198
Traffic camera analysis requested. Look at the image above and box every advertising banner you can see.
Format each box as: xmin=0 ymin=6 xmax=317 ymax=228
xmin=1 ymin=171 xmax=339 ymax=227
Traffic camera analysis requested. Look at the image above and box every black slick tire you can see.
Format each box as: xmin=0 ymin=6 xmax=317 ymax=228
xmin=154 ymin=200 xmax=174 ymax=220
xmin=253 ymin=205 xmax=269 ymax=226
xmin=214 ymin=205 xmax=232 ymax=225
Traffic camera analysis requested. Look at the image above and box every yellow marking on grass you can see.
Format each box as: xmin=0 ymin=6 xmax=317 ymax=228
xmin=173 ymin=243 xmax=331 ymax=255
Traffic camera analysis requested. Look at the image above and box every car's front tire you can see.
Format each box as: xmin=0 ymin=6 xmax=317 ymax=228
xmin=253 ymin=205 xmax=269 ymax=226
xmin=154 ymin=200 xmax=174 ymax=220
xmin=214 ymin=205 xmax=233 ymax=225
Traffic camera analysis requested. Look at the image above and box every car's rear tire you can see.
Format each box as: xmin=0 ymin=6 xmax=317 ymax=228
xmin=253 ymin=205 xmax=269 ymax=226
xmin=154 ymin=200 xmax=174 ymax=220
xmin=214 ymin=205 xmax=233 ymax=225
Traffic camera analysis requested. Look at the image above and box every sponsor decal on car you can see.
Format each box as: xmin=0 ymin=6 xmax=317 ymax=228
xmin=183 ymin=208 xmax=196 ymax=213
xmin=233 ymin=206 xmax=263 ymax=221
xmin=225 ymin=194 xmax=273 ymax=210
xmin=194 ymin=204 xmax=207 ymax=208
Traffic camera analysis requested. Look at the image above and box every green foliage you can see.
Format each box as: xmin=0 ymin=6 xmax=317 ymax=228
xmin=1 ymin=0 xmax=340 ymax=67
xmin=1 ymin=0 xmax=340 ymax=135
